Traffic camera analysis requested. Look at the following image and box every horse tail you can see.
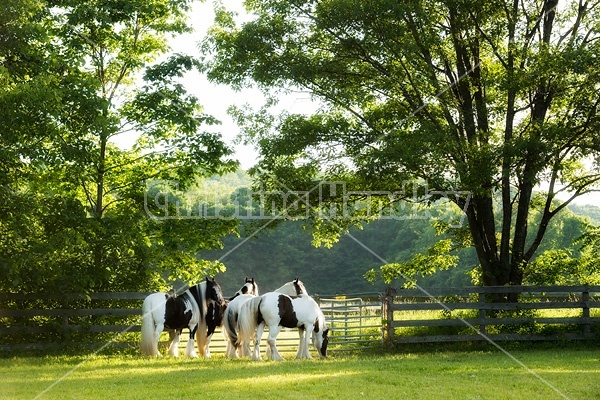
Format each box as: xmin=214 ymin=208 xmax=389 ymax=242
xmin=194 ymin=281 xmax=209 ymax=356
xmin=198 ymin=280 xmax=208 ymax=324
xmin=141 ymin=295 xmax=158 ymax=356
xmin=237 ymin=296 xmax=262 ymax=346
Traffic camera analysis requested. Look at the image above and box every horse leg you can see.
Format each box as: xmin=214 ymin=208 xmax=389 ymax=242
xmin=195 ymin=319 xmax=208 ymax=358
xmin=167 ymin=330 xmax=180 ymax=357
xmin=185 ymin=326 xmax=199 ymax=358
xmin=224 ymin=329 xmax=237 ymax=358
xmin=266 ymin=325 xmax=284 ymax=361
xmin=153 ymin=322 xmax=164 ymax=356
xmin=252 ymin=322 xmax=266 ymax=361
xmin=301 ymin=325 xmax=314 ymax=359
xmin=295 ymin=327 xmax=306 ymax=359
xmin=204 ymin=332 xmax=213 ymax=358
xmin=226 ymin=341 xmax=237 ymax=359
xmin=240 ymin=340 xmax=250 ymax=358
xmin=239 ymin=329 xmax=251 ymax=358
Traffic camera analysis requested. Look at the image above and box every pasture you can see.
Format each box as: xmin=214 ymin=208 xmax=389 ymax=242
xmin=2 ymin=345 xmax=599 ymax=400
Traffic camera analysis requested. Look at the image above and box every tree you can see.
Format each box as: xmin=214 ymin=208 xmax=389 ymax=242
xmin=202 ymin=0 xmax=600 ymax=287
xmin=1 ymin=0 xmax=237 ymax=293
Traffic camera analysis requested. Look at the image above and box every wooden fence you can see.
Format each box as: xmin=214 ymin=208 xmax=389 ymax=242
xmin=383 ymin=285 xmax=600 ymax=344
xmin=0 ymin=291 xmax=383 ymax=353
xmin=1 ymin=285 xmax=598 ymax=352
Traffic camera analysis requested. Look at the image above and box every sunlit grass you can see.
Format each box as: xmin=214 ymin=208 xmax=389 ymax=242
xmin=2 ymin=345 xmax=599 ymax=400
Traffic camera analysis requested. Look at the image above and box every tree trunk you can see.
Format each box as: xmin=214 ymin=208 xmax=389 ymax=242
xmin=93 ymin=129 xmax=107 ymax=272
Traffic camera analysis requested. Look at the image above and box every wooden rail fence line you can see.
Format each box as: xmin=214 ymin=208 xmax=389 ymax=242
xmin=382 ymin=285 xmax=600 ymax=344
xmin=0 ymin=292 xmax=382 ymax=353
xmin=1 ymin=285 xmax=598 ymax=352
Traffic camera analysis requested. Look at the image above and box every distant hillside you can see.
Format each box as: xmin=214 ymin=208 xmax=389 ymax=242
xmin=199 ymin=171 xmax=595 ymax=295
xmin=568 ymin=204 xmax=600 ymax=225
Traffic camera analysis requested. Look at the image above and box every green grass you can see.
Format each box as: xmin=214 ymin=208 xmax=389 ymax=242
xmin=2 ymin=345 xmax=599 ymax=400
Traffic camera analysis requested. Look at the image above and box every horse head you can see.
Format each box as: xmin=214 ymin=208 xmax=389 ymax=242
xmin=241 ymin=277 xmax=259 ymax=296
xmin=205 ymin=277 xmax=226 ymax=306
xmin=228 ymin=277 xmax=260 ymax=301
xmin=313 ymin=318 xmax=329 ymax=359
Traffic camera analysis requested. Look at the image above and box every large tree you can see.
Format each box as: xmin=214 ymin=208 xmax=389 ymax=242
xmin=1 ymin=0 xmax=237 ymax=293
xmin=203 ymin=0 xmax=600 ymax=287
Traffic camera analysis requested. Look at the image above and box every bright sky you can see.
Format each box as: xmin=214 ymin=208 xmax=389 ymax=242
xmin=160 ymin=0 xmax=260 ymax=170
xmin=166 ymin=0 xmax=317 ymax=170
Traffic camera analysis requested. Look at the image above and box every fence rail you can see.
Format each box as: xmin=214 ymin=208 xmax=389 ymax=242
xmin=315 ymin=296 xmax=383 ymax=350
xmin=1 ymin=285 xmax=599 ymax=352
xmin=383 ymin=285 xmax=600 ymax=344
xmin=0 ymin=291 xmax=383 ymax=353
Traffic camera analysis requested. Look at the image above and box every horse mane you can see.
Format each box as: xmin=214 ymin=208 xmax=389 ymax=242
xmin=313 ymin=308 xmax=328 ymax=333
xmin=293 ymin=278 xmax=307 ymax=295
xmin=187 ymin=279 xmax=209 ymax=323
xmin=275 ymin=278 xmax=308 ymax=296
xmin=166 ymin=288 xmax=177 ymax=300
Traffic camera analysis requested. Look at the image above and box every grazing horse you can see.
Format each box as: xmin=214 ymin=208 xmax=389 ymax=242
xmin=223 ymin=278 xmax=261 ymax=358
xmin=238 ymin=283 xmax=328 ymax=361
xmin=140 ymin=277 xmax=226 ymax=357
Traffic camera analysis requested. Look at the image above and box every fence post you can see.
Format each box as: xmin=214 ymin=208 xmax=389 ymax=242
xmin=380 ymin=293 xmax=386 ymax=346
xmin=382 ymin=288 xmax=395 ymax=347
xmin=478 ymin=292 xmax=487 ymax=336
xmin=582 ymin=289 xmax=590 ymax=337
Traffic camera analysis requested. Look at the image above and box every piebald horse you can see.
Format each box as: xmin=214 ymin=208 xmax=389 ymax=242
xmin=223 ymin=278 xmax=306 ymax=358
xmin=223 ymin=278 xmax=260 ymax=358
xmin=237 ymin=278 xmax=329 ymax=361
xmin=140 ymin=277 xmax=226 ymax=357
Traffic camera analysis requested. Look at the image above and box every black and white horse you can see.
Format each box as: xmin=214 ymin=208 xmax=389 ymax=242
xmin=237 ymin=279 xmax=329 ymax=361
xmin=140 ymin=277 xmax=226 ymax=357
xmin=223 ymin=278 xmax=261 ymax=358
xmin=228 ymin=277 xmax=260 ymax=301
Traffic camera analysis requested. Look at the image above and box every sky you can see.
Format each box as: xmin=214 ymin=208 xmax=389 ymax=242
xmin=121 ymin=0 xmax=599 ymax=206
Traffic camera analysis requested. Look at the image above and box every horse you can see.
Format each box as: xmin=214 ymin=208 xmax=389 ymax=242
xmin=228 ymin=277 xmax=260 ymax=301
xmin=238 ymin=282 xmax=329 ymax=361
xmin=140 ymin=277 xmax=226 ymax=357
xmin=223 ymin=278 xmax=260 ymax=358
xmin=224 ymin=278 xmax=308 ymax=359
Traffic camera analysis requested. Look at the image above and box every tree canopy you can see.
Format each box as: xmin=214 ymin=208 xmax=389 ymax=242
xmin=202 ymin=0 xmax=600 ymax=287
xmin=1 ymin=0 xmax=237 ymax=293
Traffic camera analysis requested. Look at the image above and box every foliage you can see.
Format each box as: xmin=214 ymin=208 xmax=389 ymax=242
xmin=201 ymin=172 xmax=595 ymax=294
xmin=0 ymin=0 xmax=237 ymax=294
xmin=569 ymin=204 xmax=600 ymax=225
xmin=366 ymin=239 xmax=459 ymax=288
xmin=202 ymin=0 xmax=600 ymax=288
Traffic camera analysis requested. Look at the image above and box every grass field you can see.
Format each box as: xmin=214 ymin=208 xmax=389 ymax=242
xmin=2 ymin=344 xmax=599 ymax=400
